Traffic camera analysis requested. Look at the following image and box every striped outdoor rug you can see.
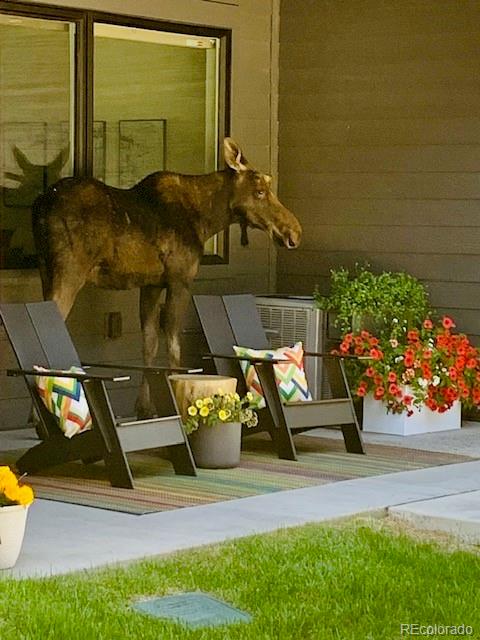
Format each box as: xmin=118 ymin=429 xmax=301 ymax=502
xmin=4 ymin=434 xmax=474 ymax=515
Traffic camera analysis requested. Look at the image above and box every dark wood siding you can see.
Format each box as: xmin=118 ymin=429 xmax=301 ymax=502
xmin=278 ymin=0 xmax=480 ymax=340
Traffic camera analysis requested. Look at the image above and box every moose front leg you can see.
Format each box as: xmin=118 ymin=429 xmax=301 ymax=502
xmin=163 ymin=280 xmax=192 ymax=367
xmin=136 ymin=285 xmax=164 ymax=419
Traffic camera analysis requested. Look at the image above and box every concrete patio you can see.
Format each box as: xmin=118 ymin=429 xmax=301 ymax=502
xmin=2 ymin=423 xmax=480 ymax=579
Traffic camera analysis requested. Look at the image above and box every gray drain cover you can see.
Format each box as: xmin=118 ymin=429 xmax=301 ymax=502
xmin=132 ymin=592 xmax=252 ymax=628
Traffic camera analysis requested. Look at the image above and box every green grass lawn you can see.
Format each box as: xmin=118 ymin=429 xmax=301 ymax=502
xmin=1 ymin=519 xmax=479 ymax=640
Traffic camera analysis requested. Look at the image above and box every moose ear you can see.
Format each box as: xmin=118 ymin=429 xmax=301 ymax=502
xmin=12 ymin=146 xmax=34 ymax=171
xmin=223 ymin=138 xmax=249 ymax=172
xmin=49 ymin=147 xmax=69 ymax=175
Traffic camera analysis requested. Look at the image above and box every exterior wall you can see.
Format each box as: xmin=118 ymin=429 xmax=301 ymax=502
xmin=0 ymin=0 xmax=281 ymax=428
xmin=278 ymin=0 xmax=480 ymax=340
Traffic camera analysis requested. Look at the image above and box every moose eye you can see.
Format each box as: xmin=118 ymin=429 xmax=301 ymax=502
xmin=255 ymin=190 xmax=266 ymax=199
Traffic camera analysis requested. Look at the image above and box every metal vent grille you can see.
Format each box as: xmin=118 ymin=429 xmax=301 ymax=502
xmin=255 ymin=297 xmax=329 ymax=399
xmin=257 ymin=306 xmax=309 ymax=348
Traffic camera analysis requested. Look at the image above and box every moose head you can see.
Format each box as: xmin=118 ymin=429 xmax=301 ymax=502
xmin=4 ymin=146 xmax=69 ymax=202
xmin=223 ymin=138 xmax=302 ymax=249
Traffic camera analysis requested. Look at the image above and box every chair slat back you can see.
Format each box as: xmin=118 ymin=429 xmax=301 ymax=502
xmin=1 ymin=303 xmax=49 ymax=371
xmin=26 ymin=302 xmax=81 ymax=369
xmin=192 ymin=295 xmax=247 ymax=394
xmin=0 ymin=301 xmax=80 ymax=371
xmin=222 ymin=294 xmax=269 ymax=349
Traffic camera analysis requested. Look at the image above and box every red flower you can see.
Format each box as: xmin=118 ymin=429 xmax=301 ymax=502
xmin=407 ymin=329 xmax=419 ymax=342
xmin=356 ymin=385 xmax=367 ymax=397
xmin=442 ymin=316 xmax=456 ymax=330
xmin=335 ymin=313 xmax=480 ymax=416
xmin=421 ymin=364 xmax=432 ymax=379
xmin=388 ymin=383 xmax=401 ymax=396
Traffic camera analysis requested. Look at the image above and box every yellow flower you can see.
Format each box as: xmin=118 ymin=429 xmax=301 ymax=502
xmin=0 ymin=466 xmax=34 ymax=506
xmin=218 ymin=409 xmax=229 ymax=421
xmin=203 ymin=397 xmax=213 ymax=406
xmin=187 ymin=405 xmax=198 ymax=416
xmin=199 ymin=406 xmax=209 ymax=417
xmin=16 ymin=485 xmax=34 ymax=506
xmin=233 ymin=393 xmax=240 ymax=401
xmin=246 ymin=392 xmax=254 ymax=401
xmin=195 ymin=399 xmax=204 ymax=408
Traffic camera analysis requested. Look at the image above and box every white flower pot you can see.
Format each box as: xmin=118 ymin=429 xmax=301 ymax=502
xmin=189 ymin=422 xmax=242 ymax=469
xmin=0 ymin=504 xmax=29 ymax=570
xmin=362 ymin=394 xmax=461 ymax=436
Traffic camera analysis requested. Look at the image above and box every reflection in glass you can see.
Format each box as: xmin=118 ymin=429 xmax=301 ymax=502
xmin=0 ymin=14 xmax=74 ymax=269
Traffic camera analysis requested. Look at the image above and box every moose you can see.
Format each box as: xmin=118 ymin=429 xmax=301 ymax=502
xmin=33 ymin=138 xmax=302 ymax=417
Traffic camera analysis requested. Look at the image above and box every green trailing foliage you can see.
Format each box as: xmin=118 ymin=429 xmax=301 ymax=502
xmin=314 ymin=265 xmax=431 ymax=338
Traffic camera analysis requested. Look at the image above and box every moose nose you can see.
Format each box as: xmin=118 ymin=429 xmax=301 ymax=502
xmin=286 ymin=230 xmax=301 ymax=249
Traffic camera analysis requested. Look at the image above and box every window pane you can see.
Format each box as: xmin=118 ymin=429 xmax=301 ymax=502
xmin=0 ymin=14 xmax=75 ymax=269
xmin=93 ymin=24 xmax=222 ymax=256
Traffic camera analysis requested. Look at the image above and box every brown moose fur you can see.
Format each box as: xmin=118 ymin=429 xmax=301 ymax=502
xmin=33 ymin=138 xmax=302 ymax=416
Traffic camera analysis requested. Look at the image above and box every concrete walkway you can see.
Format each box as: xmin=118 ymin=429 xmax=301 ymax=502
xmin=2 ymin=425 xmax=480 ymax=579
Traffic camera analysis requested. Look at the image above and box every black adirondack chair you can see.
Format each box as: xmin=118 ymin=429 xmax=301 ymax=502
xmin=0 ymin=301 xmax=197 ymax=488
xmin=193 ymin=294 xmax=365 ymax=461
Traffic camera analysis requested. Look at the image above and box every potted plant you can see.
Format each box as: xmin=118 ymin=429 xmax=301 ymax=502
xmin=184 ymin=392 xmax=258 ymax=469
xmin=336 ymin=316 xmax=480 ymax=435
xmin=0 ymin=466 xmax=34 ymax=569
xmin=314 ymin=265 xmax=430 ymax=337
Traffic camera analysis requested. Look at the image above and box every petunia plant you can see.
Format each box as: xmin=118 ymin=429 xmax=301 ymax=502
xmin=184 ymin=391 xmax=259 ymax=434
xmin=0 ymin=466 xmax=34 ymax=507
xmin=336 ymin=316 xmax=480 ymax=415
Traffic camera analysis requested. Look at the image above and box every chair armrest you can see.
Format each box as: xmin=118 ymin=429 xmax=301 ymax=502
xmin=202 ymin=352 xmax=283 ymax=364
xmin=81 ymin=362 xmax=203 ymax=374
xmin=304 ymin=351 xmax=371 ymax=360
xmin=6 ymin=367 xmax=130 ymax=383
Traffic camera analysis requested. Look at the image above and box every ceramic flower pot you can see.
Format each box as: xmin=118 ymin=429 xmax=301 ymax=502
xmin=189 ymin=422 xmax=242 ymax=469
xmin=0 ymin=504 xmax=29 ymax=570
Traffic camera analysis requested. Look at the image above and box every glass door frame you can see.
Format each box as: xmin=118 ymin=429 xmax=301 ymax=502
xmin=0 ymin=1 xmax=232 ymax=264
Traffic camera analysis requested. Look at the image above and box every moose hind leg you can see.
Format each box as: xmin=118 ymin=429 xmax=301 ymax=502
xmin=136 ymin=285 xmax=164 ymax=419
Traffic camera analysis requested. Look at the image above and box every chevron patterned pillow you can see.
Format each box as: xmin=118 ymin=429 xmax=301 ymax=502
xmin=233 ymin=342 xmax=312 ymax=409
xmin=34 ymin=366 xmax=93 ymax=439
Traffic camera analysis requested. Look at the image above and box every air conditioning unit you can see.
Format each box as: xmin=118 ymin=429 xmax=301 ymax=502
xmin=255 ymin=296 xmax=329 ymax=400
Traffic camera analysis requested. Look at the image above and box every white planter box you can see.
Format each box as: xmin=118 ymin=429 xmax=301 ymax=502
xmin=362 ymin=394 xmax=461 ymax=436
